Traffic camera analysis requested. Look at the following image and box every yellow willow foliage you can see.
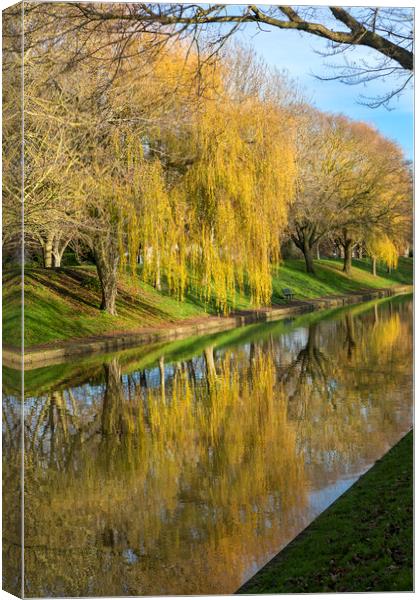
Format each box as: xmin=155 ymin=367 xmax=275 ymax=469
xmin=182 ymin=97 xmax=296 ymax=311
xmin=86 ymin=131 xmax=187 ymax=299
xmin=366 ymin=234 xmax=399 ymax=269
xmin=21 ymin=352 xmax=307 ymax=596
xmin=280 ymin=308 xmax=412 ymax=481
xmin=133 ymin=160 xmax=187 ymax=299
xmin=370 ymin=313 xmax=402 ymax=356
xmin=108 ymin=92 xmax=297 ymax=311
xmin=38 ymin=36 xmax=298 ymax=312
xmin=138 ymin=351 xmax=305 ymax=515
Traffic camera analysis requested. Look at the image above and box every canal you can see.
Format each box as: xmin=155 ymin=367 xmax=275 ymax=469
xmin=2 ymin=294 xmax=413 ymax=596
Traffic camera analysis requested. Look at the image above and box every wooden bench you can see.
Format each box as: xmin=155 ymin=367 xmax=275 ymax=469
xmin=282 ymin=288 xmax=294 ymax=301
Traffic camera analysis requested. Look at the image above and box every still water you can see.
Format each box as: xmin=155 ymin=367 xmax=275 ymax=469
xmin=3 ymin=295 xmax=413 ymax=596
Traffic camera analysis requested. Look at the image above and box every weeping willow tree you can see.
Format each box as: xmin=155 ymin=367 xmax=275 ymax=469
xmin=126 ymin=43 xmax=298 ymax=312
xmin=21 ymin=5 xmax=299 ymax=315
xmin=133 ymin=160 xmax=188 ymax=300
xmin=366 ymin=234 xmax=399 ymax=276
xmin=79 ymin=130 xmax=191 ymax=315
xmin=77 ymin=45 xmax=298 ymax=315
xmin=181 ymin=95 xmax=296 ymax=311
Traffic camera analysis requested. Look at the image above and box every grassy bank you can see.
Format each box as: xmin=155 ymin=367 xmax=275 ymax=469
xmin=7 ymin=293 xmax=408 ymax=396
xmin=3 ymin=257 xmax=412 ymax=347
xmin=238 ymin=430 xmax=413 ymax=594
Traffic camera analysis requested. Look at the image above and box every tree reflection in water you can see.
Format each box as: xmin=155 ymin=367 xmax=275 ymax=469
xmin=2 ymin=297 xmax=413 ymax=596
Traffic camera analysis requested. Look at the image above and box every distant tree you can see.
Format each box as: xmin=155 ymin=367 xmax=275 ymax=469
xmin=288 ymin=110 xmax=412 ymax=276
xmin=366 ymin=235 xmax=398 ymax=276
xmin=3 ymin=9 xmax=82 ymax=269
xmin=288 ymin=110 xmax=370 ymax=274
xmin=288 ymin=108 xmax=342 ymax=274
xmin=335 ymin=121 xmax=412 ymax=274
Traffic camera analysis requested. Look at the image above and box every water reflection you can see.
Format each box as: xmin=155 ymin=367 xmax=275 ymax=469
xmin=3 ymin=296 xmax=413 ymax=596
xmin=2 ymin=372 xmax=22 ymax=598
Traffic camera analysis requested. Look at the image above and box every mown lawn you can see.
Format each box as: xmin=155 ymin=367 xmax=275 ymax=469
xmin=3 ymin=257 xmax=412 ymax=347
xmin=271 ymin=257 xmax=413 ymax=302
xmin=237 ymin=430 xmax=413 ymax=594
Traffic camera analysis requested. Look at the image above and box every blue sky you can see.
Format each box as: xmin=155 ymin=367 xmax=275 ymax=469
xmin=235 ymin=22 xmax=413 ymax=160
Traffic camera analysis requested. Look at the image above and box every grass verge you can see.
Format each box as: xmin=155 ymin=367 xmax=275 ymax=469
xmin=3 ymin=257 xmax=412 ymax=347
xmin=237 ymin=430 xmax=413 ymax=594
xmin=8 ymin=294 xmax=408 ymax=397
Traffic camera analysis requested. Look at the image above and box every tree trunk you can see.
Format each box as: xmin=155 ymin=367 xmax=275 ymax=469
xmin=48 ymin=392 xmax=56 ymax=467
xmin=306 ymin=323 xmax=317 ymax=358
xmin=291 ymin=224 xmax=317 ymax=275
xmin=315 ymin=242 xmax=320 ymax=260
xmin=101 ymin=359 xmax=126 ymax=435
xmin=155 ymin=253 xmax=161 ymax=291
xmin=343 ymin=239 xmax=353 ymax=274
xmin=159 ymin=356 xmax=165 ymax=400
xmin=345 ymin=314 xmax=356 ymax=359
xmin=99 ymin=275 xmax=118 ymax=315
xmin=43 ymin=232 xmax=54 ymax=268
xmin=94 ymin=244 xmax=119 ymax=316
xmin=249 ymin=341 xmax=256 ymax=365
xmin=52 ymin=236 xmax=71 ymax=268
xmin=358 ymin=245 xmax=363 ymax=259
xmin=204 ymin=345 xmax=216 ymax=384
xmin=140 ymin=370 xmax=148 ymax=390
xmin=371 ymin=256 xmax=377 ymax=276
xmin=186 ymin=360 xmax=196 ymax=384
xmin=303 ymin=244 xmax=315 ymax=274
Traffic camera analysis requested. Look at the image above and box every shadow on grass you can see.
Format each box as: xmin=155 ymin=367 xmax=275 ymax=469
xmin=25 ymin=270 xmax=99 ymax=310
xmin=27 ymin=268 xmax=173 ymax=320
xmin=23 ymin=267 xmax=190 ymax=339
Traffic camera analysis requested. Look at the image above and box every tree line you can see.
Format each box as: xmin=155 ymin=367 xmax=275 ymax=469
xmin=3 ymin=5 xmax=412 ymax=315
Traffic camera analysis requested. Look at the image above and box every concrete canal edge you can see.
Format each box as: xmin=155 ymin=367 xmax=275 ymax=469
xmin=236 ymin=429 xmax=413 ymax=594
xmin=3 ymin=284 xmax=412 ymax=370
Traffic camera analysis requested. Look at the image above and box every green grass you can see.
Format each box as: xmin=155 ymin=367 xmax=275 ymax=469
xmin=237 ymin=430 xmax=413 ymax=594
xmin=3 ymin=258 xmax=412 ymax=347
xmin=3 ymin=266 xmax=208 ymax=348
xmin=271 ymin=257 xmax=413 ymax=302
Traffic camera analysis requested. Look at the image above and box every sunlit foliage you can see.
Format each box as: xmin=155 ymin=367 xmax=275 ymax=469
xmin=3 ymin=3 xmax=412 ymax=312
xmin=366 ymin=235 xmax=399 ymax=270
xmin=16 ymin=16 xmax=298 ymax=313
